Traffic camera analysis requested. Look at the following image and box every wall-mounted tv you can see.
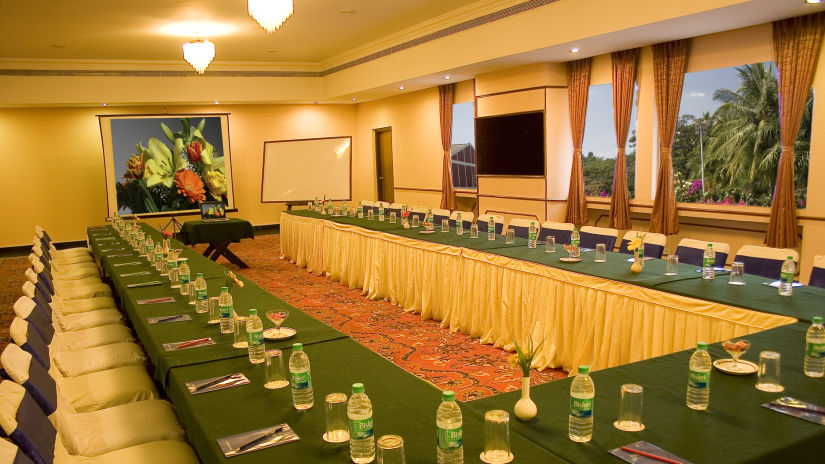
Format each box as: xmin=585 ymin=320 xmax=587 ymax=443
xmin=475 ymin=111 xmax=545 ymax=176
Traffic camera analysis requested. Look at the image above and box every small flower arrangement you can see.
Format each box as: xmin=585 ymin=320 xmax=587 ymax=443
xmin=224 ymin=270 xmax=244 ymax=292
xmin=508 ymin=338 xmax=544 ymax=377
xmin=162 ymin=230 xmax=173 ymax=238
xmin=563 ymin=244 xmax=577 ymax=254
xmin=626 ymin=232 xmax=647 ymax=253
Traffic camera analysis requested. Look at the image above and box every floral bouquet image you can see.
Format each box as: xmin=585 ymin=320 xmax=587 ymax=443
xmin=115 ymin=117 xmax=228 ymax=214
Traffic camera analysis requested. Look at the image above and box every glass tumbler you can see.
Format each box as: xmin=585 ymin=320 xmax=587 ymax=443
xmin=412 ymin=216 xmax=419 ymax=228
xmin=480 ymin=410 xmax=513 ymax=464
xmin=208 ymin=297 xmax=221 ymax=324
xmin=756 ymin=351 xmax=784 ymax=392
xmin=233 ymin=317 xmax=248 ymax=349
xmin=389 ymin=212 xmax=397 ymax=223
xmin=470 ymin=224 xmax=479 ymax=239
xmin=545 ymin=236 xmax=556 ymax=253
xmin=188 ymin=283 xmax=196 ymax=305
xmin=505 ymin=229 xmax=515 ymax=245
xmin=665 ymin=255 xmax=679 ymax=276
xmin=265 ymin=350 xmax=289 ymax=390
xmin=613 ymin=384 xmax=644 ymax=431
xmin=323 ymin=393 xmax=349 ymax=442
xmin=729 ymin=262 xmax=745 ymax=285
xmin=441 ymin=219 xmax=449 ymax=232
xmin=594 ymin=243 xmax=606 ymax=262
xmin=367 ymin=209 xmax=374 ymax=220
xmin=377 ymin=435 xmax=405 ymax=464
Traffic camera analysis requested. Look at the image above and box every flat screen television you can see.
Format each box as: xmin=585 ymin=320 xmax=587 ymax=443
xmin=475 ymin=111 xmax=545 ymax=176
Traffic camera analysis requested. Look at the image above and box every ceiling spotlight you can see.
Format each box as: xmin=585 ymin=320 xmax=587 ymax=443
xmin=214 ymin=101 xmax=219 ymax=105
xmin=102 ymin=103 xmax=107 ymax=107
xmin=182 ymin=39 xmax=215 ymax=74
xmin=399 ymin=85 xmax=405 ymax=90
xmin=443 ymin=75 xmax=451 ymax=80
xmin=806 ymin=0 xmax=823 ymax=4
xmin=248 ymin=0 xmax=294 ymax=33
xmin=569 ymin=47 xmax=580 ymax=53
xmin=352 ymin=97 xmax=357 ymax=101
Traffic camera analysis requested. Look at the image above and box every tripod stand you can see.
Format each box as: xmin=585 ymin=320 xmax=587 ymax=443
xmin=162 ymin=215 xmax=183 ymax=236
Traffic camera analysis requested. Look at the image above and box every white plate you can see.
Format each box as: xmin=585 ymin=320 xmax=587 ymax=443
xmin=559 ymin=257 xmax=581 ymax=263
xmin=713 ymin=358 xmax=757 ymax=375
xmin=263 ymin=327 xmax=297 ymax=340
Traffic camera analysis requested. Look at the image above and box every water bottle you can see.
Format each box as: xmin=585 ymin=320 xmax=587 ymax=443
xmin=314 ymin=197 xmax=319 ymax=212
xmin=570 ymin=228 xmax=581 ymax=259
xmin=456 ymin=213 xmax=463 ymax=235
xmin=168 ymin=258 xmax=180 ymax=288
xmin=147 ymin=244 xmax=155 ymax=266
xmin=487 ymin=216 xmax=495 ymax=241
xmin=348 ymin=383 xmax=375 ymax=463
xmin=778 ymin=256 xmax=795 ymax=296
xmin=289 ymin=343 xmax=314 ymax=410
xmin=568 ymin=365 xmax=594 ymax=442
xmin=804 ymin=316 xmax=825 ymax=377
xmin=246 ymin=309 xmax=265 ymax=364
xmin=219 ymin=287 xmax=234 ymax=334
xmin=702 ymin=244 xmax=715 ymax=280
xmin=358 ymin=204 xmax=364 ymax=218
xmin=378 ymin=206 xmax=385 ymax=221
xmin=192 ymin=272 xmax=208 ymax=313
xmin=436 ymin=390 xmax=463 ymax=464
xmin=686 ymin=342 xmax=712 ymax=410
xmin=528 ymin=221 xmax=537 ymax=249
xmin=179 ymin=258 xmax=191 ymax=295
xmin=145 ymin=236 xmax=154 ymax=255
xmin=328 ymin=202 xmax=335 ymax=216
xmin=427 ymin=209 xmax=433 ymax=225
xmin=154 ymin=247 xmax=164 ymax=271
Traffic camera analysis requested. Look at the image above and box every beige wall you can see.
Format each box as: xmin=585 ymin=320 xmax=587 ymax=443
xmin=0 ymin=103 xmax=355 ymax=247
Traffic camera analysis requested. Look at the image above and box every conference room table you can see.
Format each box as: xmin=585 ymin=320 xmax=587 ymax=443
xmin=86 ymin=223 xmax=825 ymax=464
xmin=281 ymin=210 xmax=823 ymax=373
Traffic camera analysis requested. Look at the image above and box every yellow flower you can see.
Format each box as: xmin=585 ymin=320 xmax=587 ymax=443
xmin=507 ymin=354 xmax=521 ymax=368
xmin=627 ymin=237 xmax=642 ymax=251
xmin=204 ymin=169 xmax=227 ymax=198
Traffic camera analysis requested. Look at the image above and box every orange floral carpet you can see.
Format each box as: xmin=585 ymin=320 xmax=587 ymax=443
xmin=193 ymin=234 xmax=566 ymax=400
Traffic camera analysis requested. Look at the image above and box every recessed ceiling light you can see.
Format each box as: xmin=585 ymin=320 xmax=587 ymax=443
xmin=569 ymin=47 xmax=580 ymax=53
xmin=102 ymin=102 xmax=107 ymax=107
xmin=399 ymin=85 xmax=405 ymax=90
xmin=214 ymin=101 xmax=219 ymax=105
xmin=352 ymin=97 xmax=356 ymax=101
xmin=443 ymin=75 xmax=451 ymax=80
xmin=806 ymin=0 xmax=823 ymax=4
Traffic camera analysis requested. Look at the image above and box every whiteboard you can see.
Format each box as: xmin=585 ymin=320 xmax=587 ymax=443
xmin=261 ymin=136 xmax=351 ymax=203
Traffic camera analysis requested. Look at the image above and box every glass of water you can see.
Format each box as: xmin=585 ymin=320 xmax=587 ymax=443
xmin=505 ymin=229 xmax=515 ymax=244
xmin=729 ymin=262 xmax=745 ymax=285
xmin=232 ymin=316 xmax=248 ymax=349
xmin=470 ymin=224 xmax=479 ymax=239
xmin=594 ymin=243 xmax=606 ymax=262
xmin=441 ymin=219 xmax=449 ymax=232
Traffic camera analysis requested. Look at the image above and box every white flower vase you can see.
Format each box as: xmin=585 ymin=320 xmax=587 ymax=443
xmin=514 ymin=377 xmax=537 ymax=421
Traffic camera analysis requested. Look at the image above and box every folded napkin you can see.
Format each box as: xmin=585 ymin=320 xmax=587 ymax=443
xmin=185 ymin=373 xmax=249 ymax=395
xmin=217 ymin=424 xmax=299 ymax=457
xmin=610 ymin=441 xmax=693 ymax=464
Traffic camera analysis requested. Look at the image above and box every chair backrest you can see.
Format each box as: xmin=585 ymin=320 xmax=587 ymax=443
xmin=1 ymin=344 xmax=57 ymax=417
xmin=13 ymin=298 xmax=53 ymax=344
xmin=374 ymin=201 xmax=390 ymax=209
xmin=448 ymin=211 xmax=474 ymax=229
xmin=409 ymin=206 xmax=428 ymax=222
xmin=9 ymin=318 xmax=50 ymax=370
xmin=21 ymin=284 xmax=52 ymax=317
xmin=538 ymin=221 xmax=574 ymax=245
xmin=477 ymin=214 xmax=505 ymax=235
xmin=386 ymin=203 xmax=404 ymax=216
xmin=674 ymin=238 xmax=730 ymax=267
xmin=810 ymin=255 xmax=825 ymax=288
xmin=507 ymin=218 xmax=539 ymax=239
xmin=734 ymin=245 xmax=799 ymax=279
xmin=618 ymin=231 xmax=667 ymax=259
xmin=431 ymin=209 xmax=451 ymax=225
xmin=579 ymin=226 xmax=619 ymax=250
xmin=0 ymin=439 xmax=35 ymax=464
xmin=0 ymin=380 xmax=55 ymax=464
xmin=24 ymin=270 xmax=52 ymax=299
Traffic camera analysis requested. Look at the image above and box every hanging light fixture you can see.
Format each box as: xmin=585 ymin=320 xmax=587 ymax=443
xmin=182 ymin=39 xmax=215 ymax=74
xmin=248 ymin=0 xmax=293 ymax=33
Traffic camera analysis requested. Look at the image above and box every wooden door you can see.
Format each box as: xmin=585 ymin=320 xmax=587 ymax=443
xmin=374 ymin=128 xmax=394 ymax=202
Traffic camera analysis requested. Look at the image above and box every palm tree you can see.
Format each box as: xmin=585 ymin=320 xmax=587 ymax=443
xmin=704 ymin=62 xmax=811 ymax=197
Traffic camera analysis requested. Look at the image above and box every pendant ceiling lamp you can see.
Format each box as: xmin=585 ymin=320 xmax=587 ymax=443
xmin=182 ymin=39 xmax=215 ymax=74
xmin=248 ymin=0 xmax=293 ymax=33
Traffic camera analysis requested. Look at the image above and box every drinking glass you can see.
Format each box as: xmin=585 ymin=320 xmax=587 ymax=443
xmin=441 ymin=219 xmax=449 ymax=232
xmin=377 ymin=435 xmax=405 ymax=464
xmin=722 ymin=338 xmax=751 ymax=368
xmin=267 ymin=310 xmax=290 ymax=336
xmin=323 ymin=393 xmax=349 ymax=442
xmin=264 ymin=350 xmax=289 ymax=390
xmin=367 ymin=209 xmax=374 ymax=220
xmin=470 ymin=224 xmax=479 ymax=239
xmin=208 ymin=297 xmax=221 ymax=324
xmin=480 ymin=410 xmax=513 ymax=464
xmin=188 ymin=283 xmax=196 ymax=305
xmin=665 ymin=255 xmax=679 ymax=276
xmin=613 ymin=384 xmax=644 ymax=432
xmin=729 ymin=262 xmax=745 ymax=286
xmin=505 ymin=229 xmax=515 ymax=245
xmin=412 ymin=216 xmax=419 ymax=228
xmin=233 ymin=317 xmax=248 ymax=349
xmin=545 ymin=236 xmax=556 ymax=253
xmin=389 ymin=212 xmax=397 ymax=223
xmin=756 ymin=351 xmax=784 ymax=392
xmin=594 ymin=243 xmax=606 ymax=263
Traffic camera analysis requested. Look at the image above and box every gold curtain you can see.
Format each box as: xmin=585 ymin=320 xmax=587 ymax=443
xmin=608 ymin=49 xmax=639 ymax=230
xmin=565 ymin=58 xmax=592 ymax=227
xmin=766 ymin=13 xmax=825 ymax=247
xmin=439 ymin=84 xmax=457 ymax=210
xmin=650 ymin=39 xmax=689 ymax=235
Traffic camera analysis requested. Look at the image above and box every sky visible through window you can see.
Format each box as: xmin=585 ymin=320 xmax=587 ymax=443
xmin=581 ymin=84 xmax=638 ymax=158
xmin=452 ymin=102 xmax=475 ymax=145
xmin=451 ymin=101 xmax=477 ymax=189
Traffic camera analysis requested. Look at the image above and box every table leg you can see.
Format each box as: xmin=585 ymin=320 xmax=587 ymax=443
xmin=203 ymin=244 xmax=216 ymax=257
xmin=207 ymin=242 xmax=249 ymax=268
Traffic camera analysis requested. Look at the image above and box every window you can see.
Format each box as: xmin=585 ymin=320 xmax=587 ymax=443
xmin=672 ymin=62 xmax=811 ymax=207
xmin=450 ymin=101 xmax=476 ymax=189
xmin=582 ymin=83 xmax=638 ymax=198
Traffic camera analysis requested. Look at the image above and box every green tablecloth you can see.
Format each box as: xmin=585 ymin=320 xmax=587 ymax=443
xmin=178 ymin=218 xmax=255 ymax=245
xmin=87 ymin=226 xmax=346 ymax=385
xmin=284 ymin=210 xmax=825 ymax=322
xmin=166 ymin=338 xmax=568 ymax=464
xmin=463 ymin=322 xmax=825 ymax=464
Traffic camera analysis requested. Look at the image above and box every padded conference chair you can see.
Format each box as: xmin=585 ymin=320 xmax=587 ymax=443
xmin=579 ymin=226 xmax=619 ymax=251
xmin=618 ymin=231 xmax=667 ymax=259
xmin=0 ymin=441 xmax=34 ymax=464
xmin=16 ymin=295 xmax=124 ymax=335
xmin=733 ymin=245 xmax=799 ymax=279
xmin=409 ymin=206 xmax=428 ymax=222
xmin=538 ymin=221 xmax=574 ymax=245
xmin=0 ymin=380 xmax=195 ymax=463
xmin=674 ymin=238 xmax=730 ymax=268
xmin=431 ymin=208 xmax=451 ymax=225
xmin=810 ymin=255 xmax=825 ymax=288
xmin=477 ymin=214 xmax=505 ymax=236
xmin=506 ymin=218 xmax=539 ymax=239
xmin=448 ymin=210 xmax=474 ymax=229
xmin=360 ymin=200 xmax=376 ymax=215
xmin=386 ymin=203 xmax=404 ymax=217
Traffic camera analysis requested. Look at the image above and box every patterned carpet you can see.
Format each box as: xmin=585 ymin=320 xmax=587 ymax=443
xmin=0 ymin=234 xmax=566 ymax=400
